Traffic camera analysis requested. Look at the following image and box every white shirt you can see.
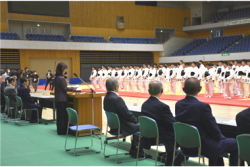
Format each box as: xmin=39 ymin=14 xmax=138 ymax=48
xmin=97 ymin=70 xmax=102 ymax=79
xmin=188 ymin=67 xmax=199 ymax=78
xmin=90 ymin=70 xmax=97 ymax=79
xmin=128 ymin=68 xmax=135 ymax=78
xmin=111 ymin=69 xmax=116 ymax=77
xmin=142 ymin=68 xmax=149 ymax=78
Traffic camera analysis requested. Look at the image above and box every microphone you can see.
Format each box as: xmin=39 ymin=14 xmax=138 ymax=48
xmin=74 ymin=73 xmax=96 ymax=93
xmin=74 ymin=73 xmax=78 ymax=78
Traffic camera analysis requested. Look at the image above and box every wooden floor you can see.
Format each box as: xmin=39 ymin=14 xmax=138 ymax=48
xmin=38 ymin=89 xmax=247 ymax=166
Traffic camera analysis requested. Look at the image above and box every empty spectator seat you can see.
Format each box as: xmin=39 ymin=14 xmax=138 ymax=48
xmin=26 ymin=34 xmax=67 ymax=41
xmin=71 ymin=36 xmax=107 ymax=43
xmin=223 ymin=35 xmax=250 ymax=53
xmin=109 ymin=37 xmax=157 ymax=44
xmin=0 ymin=32 xmax=20 ymax=40
xmin=208 ymin=8 xmax=250 ymax=23
xmin=170 ymin=38 xmax=207 ymax=56
xmin=188 ymin=34 xmax=243 ymax=55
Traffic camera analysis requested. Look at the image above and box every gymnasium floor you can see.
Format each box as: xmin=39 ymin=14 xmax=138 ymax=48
xmin=1 ymin=84 xmax=249 ymax=166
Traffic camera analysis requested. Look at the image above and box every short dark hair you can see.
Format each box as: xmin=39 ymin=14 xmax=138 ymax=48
xmin=242 ymin=59 xmax=247 ymax=63
xmin=148 ymin=81 xmax=163 ymax=96
xmin=48 ymin=70 xmax=51 ymax=72
xmin=106 ymin=77 xmax=119 ymax=91
xmin=183 ymin=77 xmax=201 ymax=95
xmin=20 ymin=77 xmax=28 ymax=84
xmin=24 ymin=67 xmax=28 ymax=70
xmin=223 ymin=61 xmax=228 ymax=65
xmin=56 ymin=62 xmax=68 ymax=76
xmin=8 ymin=77 xmax=15 ymax=83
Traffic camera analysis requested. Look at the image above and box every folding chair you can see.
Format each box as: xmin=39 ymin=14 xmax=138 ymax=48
xmin=136 ymin=116 xmax=165 ymax=166
xmin=2 ymin=95 xmax=14 ymax=121
xmin=172 ymin=122 xmax=205 ymax=166
xmin=236 ymin=134 xmax=250 ymax=166
xmin=65 ymin=107 xmax=102 ymax=156
xmin=15 ymin=96 xmax=39 ymax=125
xmin=103 ymin=111 xmax=138 ymax=164
xmin=3 ymin=95 xmax=15 ymax=122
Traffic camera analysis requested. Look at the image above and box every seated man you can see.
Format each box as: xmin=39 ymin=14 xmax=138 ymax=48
xmin=141 ymin=81 xmax=184 ymax=166
xmin=4 ymin=77 xmax=17 ymax=117
xmin=17 ymin=77 xmax=42 ymax=123
xmin=236 ymin=108 xmax=250 ymax=134
xmin=103 ymin=77 xmax=140 ymax=157
xmin=0 ymin=76 xmax=5 ymax=113
xmin=175 ymin=77 xmax=239 ymax=166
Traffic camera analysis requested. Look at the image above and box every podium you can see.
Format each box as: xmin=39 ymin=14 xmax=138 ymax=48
xmin=66 ymin=92 xmax=106 ymax=135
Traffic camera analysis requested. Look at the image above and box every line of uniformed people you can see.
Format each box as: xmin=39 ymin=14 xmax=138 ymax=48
xmin=89 ymin=59 xmax=250 ymax=99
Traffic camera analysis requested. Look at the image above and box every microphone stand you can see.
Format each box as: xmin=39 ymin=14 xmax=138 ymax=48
xmin=74 ymin=74 xmax=96 ymax=126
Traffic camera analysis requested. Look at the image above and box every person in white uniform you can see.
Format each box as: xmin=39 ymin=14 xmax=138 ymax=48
xmin=89 ymin=67 xmax=97 ymax=90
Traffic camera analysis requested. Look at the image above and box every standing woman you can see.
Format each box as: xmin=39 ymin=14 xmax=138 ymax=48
xmin=54 ymin=62 xmax=75 ymax=135
xmin=31 ymin=70 xmax=39 ymax=93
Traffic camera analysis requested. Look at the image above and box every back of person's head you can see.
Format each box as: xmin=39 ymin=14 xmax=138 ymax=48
xmin=8 ymin=77 xmax=15 ymax=84
xmin=106 ymin=77 xmax=119 ymax=92
xmin=56 ymin=62 xmax=67 ymax=76
xmin=183 ymin=77 xmax=201 ymax=96
xmin=20 ymin=77 xmax=28 ymax=84
xmin=148 ymin=81 xmax=163 ymax=96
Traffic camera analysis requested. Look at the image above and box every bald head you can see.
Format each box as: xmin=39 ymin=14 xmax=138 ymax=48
xmin=148 ymin=81 xmax=163 ymax=96
xmin=106 ymin=77 xmax=119 ymax=92
xmin=183 ymin=77 xmax=201 ymax=96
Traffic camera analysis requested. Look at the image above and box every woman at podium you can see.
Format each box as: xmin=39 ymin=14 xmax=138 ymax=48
xmin=54 ymin=62 xmax=76 ymax=135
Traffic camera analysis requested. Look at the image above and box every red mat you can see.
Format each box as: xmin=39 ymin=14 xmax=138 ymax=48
xmin=37 ymin=86 xmax=250 ymax=107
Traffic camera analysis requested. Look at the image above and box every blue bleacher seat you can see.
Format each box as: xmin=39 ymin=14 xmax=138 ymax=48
xmin=0 ymin=32 xmax=21 ymax=40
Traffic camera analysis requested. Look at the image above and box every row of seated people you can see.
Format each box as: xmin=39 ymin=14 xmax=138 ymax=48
xmin=209 ymin=7 xmax=250 ymax=23
xmin=104 ymin=77 xmax=250 ymax=166
xmin=0 ymin=77 xmax=42 ymax=123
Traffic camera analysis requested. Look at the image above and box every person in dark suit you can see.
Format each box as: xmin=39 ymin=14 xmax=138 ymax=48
xmin=4 ymin=77 xmax=17 ymax=117
xmin=10 ymin=69 xmax=22 ymax=90
xmin=175 ymin=77 xmax=240 ymax=166
xmin=236 ymin=108 xmax=250 ymax=134
xmin=23 ymin=67 xmax=32 ymax=90
xmin=54 ymin=62 xmax=75 ymax=135
xmin=44 ymin=70 xmax=53 ymax=91
xmin=103 ymin=77 xmax=141 ymax=157
xmin=141 ymin=81 xmax=184 ymax=166
xmin=17 ymin=77 xmax=42 ymax=123
xmin=0 ymin=76 xmax=5 ymax=113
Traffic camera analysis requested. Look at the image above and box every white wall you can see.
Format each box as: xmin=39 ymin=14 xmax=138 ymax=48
xmin=159 ymin=52 xmax=250 ymax=63
xmin=163 ymin=37 xmax=195 ymax=56
xmin=0 ymin=40 xmax=163 ymax=51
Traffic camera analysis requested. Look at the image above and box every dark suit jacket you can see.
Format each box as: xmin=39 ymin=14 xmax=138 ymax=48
xmin=0 ymin=84 xmax=5 ymax=108
xmin=236 ymin=108 xmax=250 ymax=134
xmin=54 ymin=75 xmax=74 ymax=102
xmin=46 ymin=73 xmax=53 ymax=80
xmin=17 ymin=85 xmax=35 ymax=109
xmin=175 ymin=96 xmax=226 ymax=158
xmin=103 ymin=91 xmax=139 ymax=137
xmin=141 ymin=96 xmax=176 ymax=152
xmin=4 ymin=84 xmax=17 ymax=107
